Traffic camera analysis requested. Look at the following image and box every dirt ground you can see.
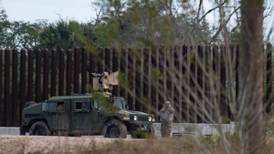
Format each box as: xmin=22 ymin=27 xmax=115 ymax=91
xmin=0 ymin=135 xmax=142 ymax=154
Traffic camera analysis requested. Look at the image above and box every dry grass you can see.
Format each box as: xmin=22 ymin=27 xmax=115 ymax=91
xmin=82 ymin=137 xmax=211 ymax=154
xmin=72 ymin=136 xmax=274 ymax=154
xmin=1 ymin=135 xmax=273 ymax=154
xmin=0 ymin=136 xmax=132 ymax=154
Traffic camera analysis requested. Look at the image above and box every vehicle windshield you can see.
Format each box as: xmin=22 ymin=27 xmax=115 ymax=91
xmin=111 ymin=97 xmax=128 ymax=110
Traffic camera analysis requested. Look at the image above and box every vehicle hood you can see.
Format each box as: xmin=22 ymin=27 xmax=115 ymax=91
xmin=23 ymin=103 xmax=41 ymax=113
xmin=118 ymin=110 xmax=149 ymax=116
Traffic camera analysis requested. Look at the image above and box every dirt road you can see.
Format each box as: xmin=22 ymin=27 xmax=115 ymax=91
xmin=0 ymin=135 xmax=142 ymax=154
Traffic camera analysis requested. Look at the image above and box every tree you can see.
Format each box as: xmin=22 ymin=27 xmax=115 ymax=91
xmin=33 ymin=20 xmax=95 ymax=51
xmin=0 ymin=10 xmax=42 ymax=48
xmin=0 ymin=9 xmax=12 ymax=48
xmin=240 ymin=0 xmax=264 ymax=153
xmin=92 ymin=0 xmax=211 ymax=48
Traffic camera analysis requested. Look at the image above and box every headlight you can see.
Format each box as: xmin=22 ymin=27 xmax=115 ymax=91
xmin=134 ymin=116 xmax=138 ymax=121
xmin=148 ymin=115 xmax=155 ymax=122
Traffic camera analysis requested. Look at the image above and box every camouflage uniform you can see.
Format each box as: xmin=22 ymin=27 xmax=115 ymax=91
xmin=92 ymin=72 xmax=112 ymax=97
xmin=101 ymin=72 xmax=112 ymax=97
xmin=160 ymin=101 xmax=175 ymax=137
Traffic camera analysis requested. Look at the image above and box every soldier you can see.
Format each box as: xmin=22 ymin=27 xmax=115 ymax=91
xmin=91 ymin=71 xmax=112 ymax=97
xmin=160 ymin=100 xmax=175 ymax=137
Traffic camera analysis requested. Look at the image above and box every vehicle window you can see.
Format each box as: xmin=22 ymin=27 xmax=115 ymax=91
xmin=82 ymin=102 xmax=90 ymax=111
xmin=75 ymin=102 xmax=82 ymax=110
xmin=74 ymin=101 xmax=90 ymax=112
xmin=113 ymin=100 xmax=123 ymax=109
xmin=112 ymin=98 xmax=127 ymax=110
xmin=56 ymin=102 xmax=65 ymax=112
xmin=47 ymin=102 xmax=57 ymax=112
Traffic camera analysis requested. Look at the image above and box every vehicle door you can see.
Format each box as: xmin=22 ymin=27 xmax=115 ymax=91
xmin=70 ymin=98 xmax=100 ymax=134
xmin=43 ymin=100 xmax=70 ymax=131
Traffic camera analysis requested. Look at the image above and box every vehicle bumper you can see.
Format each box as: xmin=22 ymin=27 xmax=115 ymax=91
xmin=126 ymin=121 xmax=152 ymax=132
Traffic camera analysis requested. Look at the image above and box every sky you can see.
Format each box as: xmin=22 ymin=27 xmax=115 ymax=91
xmin=1 ymin=0 xmax=273 ymax=42
xmin=1 ymin=0 xmax=218 ymax=23
xmin=1 ymin=0 xmax=97 ymax=22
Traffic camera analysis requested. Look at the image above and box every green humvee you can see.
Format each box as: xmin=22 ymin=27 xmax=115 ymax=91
xmin=20 ymin=94 xmax=155 ymax=138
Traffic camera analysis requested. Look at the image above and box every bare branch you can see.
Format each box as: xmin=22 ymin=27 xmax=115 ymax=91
xmin=210 ymin=6 xmax=240 ymax=43
xmin=264 ymin=3 xmax=274 ymax=19
xmin=196 ymin=0 xmax=203 ymax=21
xmin=198 ymin=1 xmax=226 ymax=23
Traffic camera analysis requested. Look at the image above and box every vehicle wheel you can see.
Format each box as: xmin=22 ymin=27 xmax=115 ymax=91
xmin=102 ymin=119 xmax=127 ymax=138
xmin=29 ymin=121 xmax=50 ymax=136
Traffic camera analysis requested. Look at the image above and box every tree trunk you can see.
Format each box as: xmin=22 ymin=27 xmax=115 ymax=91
xmin=240 ymin=0 xmax=264 ymax=153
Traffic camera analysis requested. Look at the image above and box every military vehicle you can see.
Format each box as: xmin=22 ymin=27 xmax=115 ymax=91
xmin=20 ymin=94 xmax=155 ymax=138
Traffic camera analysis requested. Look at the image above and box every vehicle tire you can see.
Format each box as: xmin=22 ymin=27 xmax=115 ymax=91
xmin=29 ymin=121 xmax=51 ymax=136
xmin=102 ymin=119 xmax=127 ymax=138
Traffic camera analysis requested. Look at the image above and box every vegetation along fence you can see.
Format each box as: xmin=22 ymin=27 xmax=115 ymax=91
xmin=0 ymin=45 xmax=272 ymax=126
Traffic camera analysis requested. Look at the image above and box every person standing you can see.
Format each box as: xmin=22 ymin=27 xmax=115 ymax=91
xmin=160 ymin=100 xmax=175 ymax=137
xmin=101 ymin=72 xmax=112 ymax=97
xmin=91 ymin=71 xmax=112 ymax=97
